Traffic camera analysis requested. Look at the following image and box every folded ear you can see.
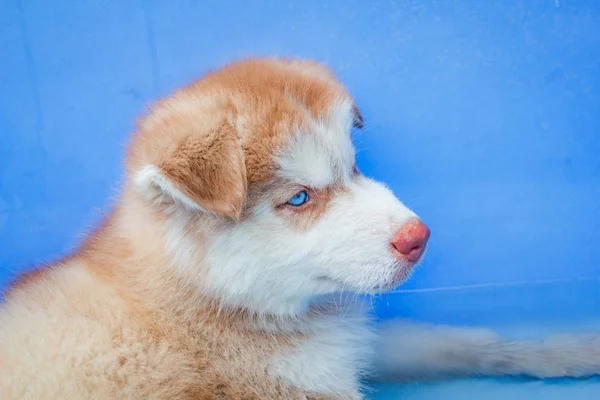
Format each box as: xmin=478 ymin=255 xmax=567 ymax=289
xmin=134 ymin=124 xmax=247 ymax=219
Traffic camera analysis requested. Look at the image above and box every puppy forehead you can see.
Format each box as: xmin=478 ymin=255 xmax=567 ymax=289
xmin=275 ymin=98 xmax=356 ymax=188
xmin=130 ymin=58 xmax=358 ymax=188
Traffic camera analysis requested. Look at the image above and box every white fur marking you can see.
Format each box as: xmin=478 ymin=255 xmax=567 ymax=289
xmin=134 ymin=164 xmax=201 ymax=211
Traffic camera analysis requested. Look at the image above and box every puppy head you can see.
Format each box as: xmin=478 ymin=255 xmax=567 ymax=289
xmin=128 ymin=58 xmax=429 ymax=315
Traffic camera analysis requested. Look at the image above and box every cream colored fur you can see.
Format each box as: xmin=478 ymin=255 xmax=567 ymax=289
xmin=1 ymin=58 xmax=599 ymax=400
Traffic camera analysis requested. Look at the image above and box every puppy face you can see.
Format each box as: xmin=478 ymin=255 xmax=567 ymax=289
xmin=129 ymin=59 xmax=429 ymax=315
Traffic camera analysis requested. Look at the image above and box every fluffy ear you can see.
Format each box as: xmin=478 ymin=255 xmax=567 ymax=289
xmin=135 ymin=124 xmax=247 ymax=219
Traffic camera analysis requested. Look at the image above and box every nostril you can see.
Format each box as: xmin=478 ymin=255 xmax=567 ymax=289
xmin=391 ymin=243 xmax=401 ymax=256
xmin=411 ymin=244 xmax=422 ymax=252
xmin=408 ymin=244 xmax=424 ymax=256
xmin=390 ymin=219 xmax=430 ymax=261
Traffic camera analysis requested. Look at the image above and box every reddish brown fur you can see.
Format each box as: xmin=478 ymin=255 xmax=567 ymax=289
xmin=3 ymin=58 xmax=360 ymax=399
xmin=277 ymin=187 xmax=335 ymax=231
xmin=160 ymin=123 xmax=247 ymax=218
xmin=128 ymin=58 xmax=353 ymax=185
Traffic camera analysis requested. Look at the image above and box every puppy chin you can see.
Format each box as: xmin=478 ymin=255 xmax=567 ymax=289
xmin=314 ymin=271 xmax=413 ymax=296
xmin=367 ymin=261 xmax=421 ymax=293
xmin=370 ymin=274 xmax=413 ymax=293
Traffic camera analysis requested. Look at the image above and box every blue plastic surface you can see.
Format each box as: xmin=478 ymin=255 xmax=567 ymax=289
xmin=1 ymin=0 xmax=599 ymax=398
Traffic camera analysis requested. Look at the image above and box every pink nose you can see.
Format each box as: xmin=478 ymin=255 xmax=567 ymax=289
xmin=390 ymin=219 xmax=430 ymax=262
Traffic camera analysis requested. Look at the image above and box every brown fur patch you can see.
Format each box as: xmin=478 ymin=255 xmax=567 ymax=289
xmin=7 ymin=266 xmax=51 ymax=294
xmin=1 ymin=58 xmax=363 ymax=400
xmin=126 ymin=58 xmax=357 ymax=219
xmin=277 ymin=187 xmax=334 ymax=231
xmin=8 ymin=247 xmax=79 ymax=296
xmin=244 ymin=177 xmax=352 ymax=232
xmin=160 ymin=124 xmax=247 ymax=219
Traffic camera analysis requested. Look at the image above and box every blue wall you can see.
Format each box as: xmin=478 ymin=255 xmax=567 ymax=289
xmin=1 ymin=0 xmax=599 ymax=323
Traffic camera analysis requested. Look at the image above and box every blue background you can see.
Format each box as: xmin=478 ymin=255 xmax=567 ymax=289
xmin=2 ymin=0 xmax=599 ymax=316
xmin=1 ymin=1 xmax=600 ymax=397
xmin=2 ymin=0 xmax=599 ymax=315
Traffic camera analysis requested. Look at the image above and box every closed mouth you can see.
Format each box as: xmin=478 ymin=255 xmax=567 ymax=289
xmin=315 ymin=264 xmax=414 ymax=294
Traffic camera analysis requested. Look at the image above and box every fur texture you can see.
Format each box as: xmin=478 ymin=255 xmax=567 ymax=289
xmin=1 ymin=58 xmax=599 ymax=400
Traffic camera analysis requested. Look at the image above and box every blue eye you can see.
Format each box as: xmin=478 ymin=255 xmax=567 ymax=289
xmin=287 ymin=190 xmax=309 ymax=206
